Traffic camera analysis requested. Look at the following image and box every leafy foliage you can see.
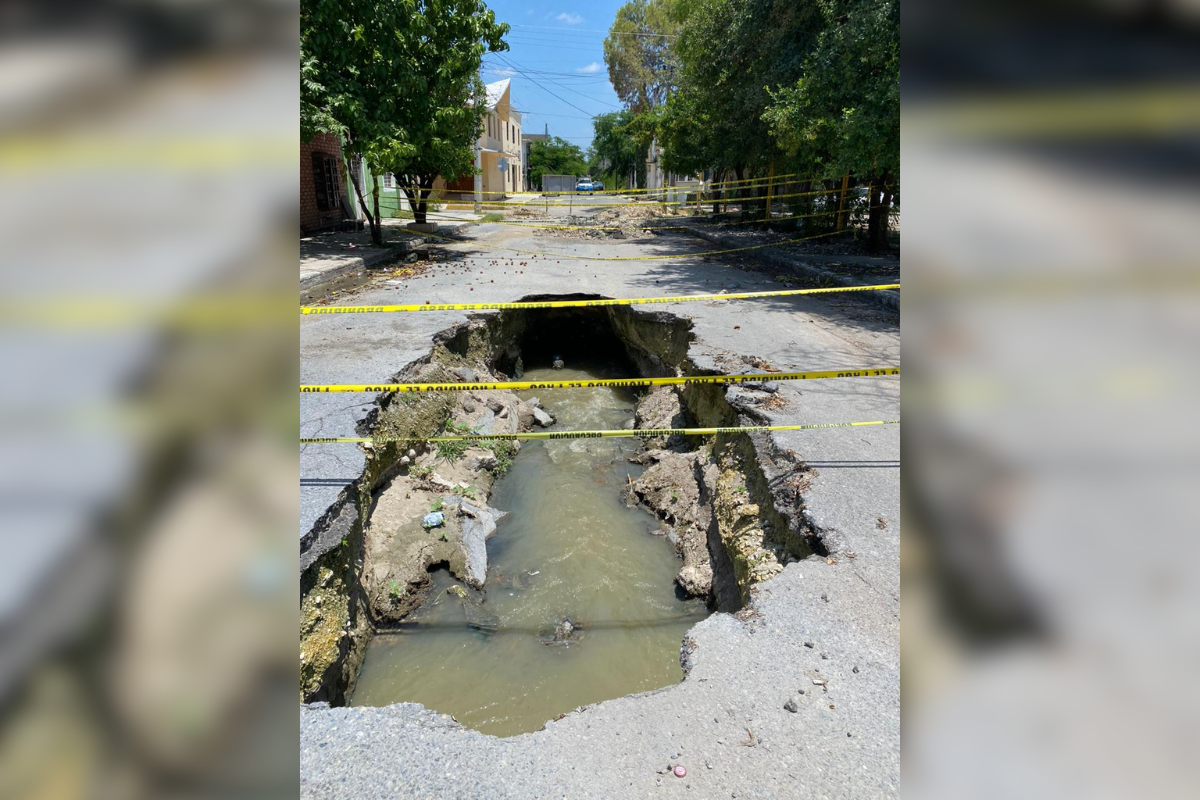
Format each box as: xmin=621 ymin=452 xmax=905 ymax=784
xmin=588 ymin=111 xmax=648 ymax=188
xmin=301 ymin=0 xmax=509 ymax=231
xmin=434 ymin=420 xmax=475 ymax=462
xmin=479 ymin=439 xmax=517 ymax=476
xmin=600 ymin=0 xmax=897 ymax=249
xmin=761 ymin=0 xmax=898 ymax=248
xmin=659 ymin=0 xmax=823 ymax=179
xmin=603 ymin=0 xmax=681 ymax=113
xmin=526 ymin=137 xmax=589 ymax=189
xmin=762 ymin=0 xmax=898 ymax=181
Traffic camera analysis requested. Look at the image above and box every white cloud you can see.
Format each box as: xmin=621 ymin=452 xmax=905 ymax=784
xmin=577 ymin=62 xmax=603 ymax=74
xmin=491 ymin=67 xmax=516 ymax=77
xmin=556 ymin=13 xmax=584 ymax=25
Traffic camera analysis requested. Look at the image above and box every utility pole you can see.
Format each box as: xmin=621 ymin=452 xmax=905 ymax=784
xmin=473 ymin=144 xmax=482 ymax=215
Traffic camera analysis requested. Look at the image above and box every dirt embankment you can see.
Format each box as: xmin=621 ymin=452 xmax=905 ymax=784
xmin=630 ymin=383 xmax=822 ymax=611
xmin=300 ymin=351 xmax=552 ymax=703
xmin=301 ymin=303 xmax=825 ymax=703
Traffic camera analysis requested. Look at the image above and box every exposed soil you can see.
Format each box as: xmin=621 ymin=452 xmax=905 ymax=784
xmin=300 ymin=300 xmax=826 ymax=704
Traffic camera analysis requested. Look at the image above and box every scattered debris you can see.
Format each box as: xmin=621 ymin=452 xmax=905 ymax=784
xmin=784 ymin=697 xmax=799 ymax=713
xmin=422 ymin=511 xmax=445 ymax=529
xmin=673 ymin=765 xmax=687 ymax=778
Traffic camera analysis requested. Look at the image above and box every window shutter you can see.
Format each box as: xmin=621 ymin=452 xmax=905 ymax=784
xmin=311 ymin=152 xmax=328 ymax=210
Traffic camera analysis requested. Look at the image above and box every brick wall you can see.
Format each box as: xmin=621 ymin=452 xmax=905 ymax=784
xmin=301 ymin=133 xmax=346 ymax=233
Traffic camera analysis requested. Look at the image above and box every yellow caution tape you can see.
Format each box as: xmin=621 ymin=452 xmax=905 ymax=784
xmin=415 ymin=186 xmax=874 ymax=210
xmin=392 ymin=172 xmax=824 ymax=198
xmin=301 ymin=283 xmax=900 ymax=314
xmin=410 ymin=226 xmax=854 ymax=261
xmin=301 ymin=419 xmax=899 ymax=444
xmin=300 ymin=368 xmax=899 ymax=393
xmin=387 ymin=203 xmax=891 ymax=232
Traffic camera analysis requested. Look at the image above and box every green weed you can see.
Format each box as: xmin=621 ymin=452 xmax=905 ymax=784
xmin=479 ymin=439 xmax=517 ymax=476
xmin=435 ymin=420 xmax=474 ymax=462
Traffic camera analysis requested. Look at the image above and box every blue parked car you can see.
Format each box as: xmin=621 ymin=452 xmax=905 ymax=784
xmin=575 ymin=179 xmax=594 ymax=193
xmin=592 ymin=180 xmax=604 ymax=191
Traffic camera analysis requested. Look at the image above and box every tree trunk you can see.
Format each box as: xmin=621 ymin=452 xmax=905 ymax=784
xmin=372 ymin=176 xmax=381 ymax=237
xmin=867 ymin=170 xmax=893 ymax=252
xmin=411 ymin=175 xmax=435 ymax=225
xmin=349 ymin=158 xmax=381 ymax=245
xmin=733 ymin=165 xmax=745 ymax=215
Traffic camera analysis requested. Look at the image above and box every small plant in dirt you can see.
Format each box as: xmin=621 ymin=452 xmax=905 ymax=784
xmin=439 ymin=532 xmax=449 ymax=542
xmin=430 ymin=498 xmax=444 ymax=512
xmin=481 ymin=212 xmax=505 ymax=222
xmin=480 ymin=439 xmax=517 ymax=476
xmin=435 ymin=421 xmax=474 ymax=462
xmin=671 ymin=491 xmax=680 ymax=501
xmin=410 ymin=464 xmax=433 ymax=479
xmin=388 ymin=581 xmax=405 ymax=599
xmin=453 ymin=485 xmax=478 ymax=499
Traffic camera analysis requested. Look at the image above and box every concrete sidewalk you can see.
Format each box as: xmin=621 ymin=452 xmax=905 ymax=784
xmin=300 ymin=219 xmax=469 ymax=291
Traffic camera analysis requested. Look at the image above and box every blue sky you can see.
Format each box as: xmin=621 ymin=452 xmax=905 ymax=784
xmin=482 ymin=2 xmax=627 ymax=153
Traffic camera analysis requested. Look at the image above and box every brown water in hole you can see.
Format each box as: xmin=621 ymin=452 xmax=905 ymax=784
xmin=349 ymin=364 xmax=708 ymax=736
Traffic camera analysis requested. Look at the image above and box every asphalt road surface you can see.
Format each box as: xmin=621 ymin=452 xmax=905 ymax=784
xmin=300 ymin=222 xmax=900 ymax=798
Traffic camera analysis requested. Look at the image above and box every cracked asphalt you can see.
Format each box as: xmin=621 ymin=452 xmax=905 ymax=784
xmin=300 ymin=215 xmax=900 ymax=798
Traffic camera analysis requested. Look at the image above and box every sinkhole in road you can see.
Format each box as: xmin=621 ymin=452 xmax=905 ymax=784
xmin=301 ymin=298 xmax=821 ymax=724
xmin=350 ymin=360 xmax=710 ymax=736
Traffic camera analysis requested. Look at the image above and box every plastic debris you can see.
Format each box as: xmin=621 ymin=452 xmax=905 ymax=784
xmin=422 ymin=511 xmax=445 ymax=529
xmin=673 ymin=765 xmax=687 ymax=778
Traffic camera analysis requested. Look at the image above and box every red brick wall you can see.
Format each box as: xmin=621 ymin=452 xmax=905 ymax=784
xmin=301 ymin=133 xmax=346 ymax=233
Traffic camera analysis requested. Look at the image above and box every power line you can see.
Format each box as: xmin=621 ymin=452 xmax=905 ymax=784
xmin=513 ymin=23 xmax=678 ymax=38
xmin=513 ymin=108 xmax=599 ymax=120
xmin=495 ymin=54 xmax=620 ymax=114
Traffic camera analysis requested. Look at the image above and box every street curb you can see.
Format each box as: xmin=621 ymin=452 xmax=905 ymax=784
xmin=677 ymin=226 xmax=900 ymax=311
xmin=298 ymin=223 xmax=471 ymax=294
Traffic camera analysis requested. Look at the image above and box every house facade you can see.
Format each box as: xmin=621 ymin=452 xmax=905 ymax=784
xmin=438 ymin=79 xmax=523 ymax=199
xmin=301 ymin=133 xmax=350 ymax=232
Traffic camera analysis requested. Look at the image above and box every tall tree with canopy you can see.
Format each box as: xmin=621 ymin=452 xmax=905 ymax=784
xmin=658 ymin=0 xmax=824 ymax=193
xmin=589 ymin=111 xmax=648 ymax=188
xmin=603 ymin=0 xmax=681 ymax=113
xmin=301 ymin=0 xmax=509 ymax=238
xmin=763 ymin=0 xmax=898 ymax=250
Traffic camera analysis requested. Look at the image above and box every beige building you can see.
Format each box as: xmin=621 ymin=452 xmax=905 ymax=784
xmin=438 ymin=79 xmax=523 ymax=199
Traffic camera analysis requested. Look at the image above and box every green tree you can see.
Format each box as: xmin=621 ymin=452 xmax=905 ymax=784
xmin=603 ymin=0 xmax=681 ymax=113
xmin=763 ymin=0 xmax=898 ymax=250
xmin=660 ymin=0 xmax=824 ymax=190
xmin=526 ymin=137 xmax=588 ymax=190
xmin=301 ymin=0 xmax=508 ymax=237
xmin=589 ymin=111 xmax=647 ymax=188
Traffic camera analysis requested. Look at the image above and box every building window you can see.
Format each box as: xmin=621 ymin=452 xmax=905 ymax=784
xmin=311 ymin=152 xmax=339 ymax=211
xmin=383 ymin=172 xmax=395 ymax=189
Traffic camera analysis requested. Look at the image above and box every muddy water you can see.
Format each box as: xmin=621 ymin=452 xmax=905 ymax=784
xmin=350 ymin=364 xmax=708 ymax=736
